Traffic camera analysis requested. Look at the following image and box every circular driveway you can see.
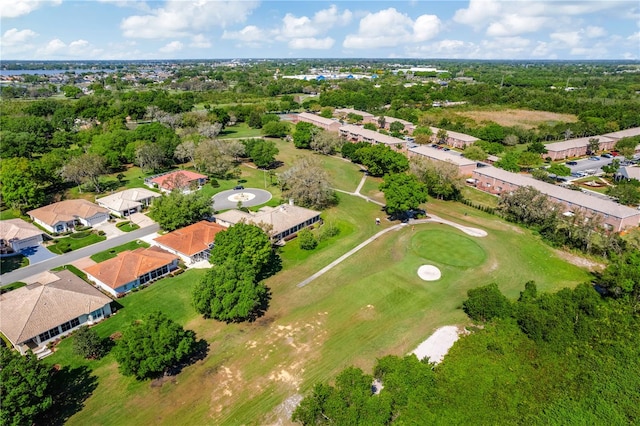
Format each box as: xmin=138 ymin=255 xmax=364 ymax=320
xmin=212 ymin=188 xmax=272 ymax=211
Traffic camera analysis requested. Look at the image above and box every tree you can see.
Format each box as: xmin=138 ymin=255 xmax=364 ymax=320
xmin=379 ymin=173 xmax=428 ymax=217
xmin=310 ymin=130 xmax=343 ymax=155
xmin=436 ymin=128 xmax=448 ymax=144
xmin=279 ymin=157 xmax=336 ymax=209
xmin=174 ymin=140 xmax=196 ymax=164
xmin=503 ymin=134 xmax=519 ymax=146
xmin=363 ymin=122 xmax=377 ymax=131
xmin=194 ymin=139 xmax=235 ymax=178
xmin=410 ymin=157 xmax=463 ymax=200
xmin=377 ymin=116 xmax=386 ymax=129
xmin=114 ymin=311 xmax=197 ymax=380
xmin=150 ymin=191 xmax=212 ymax=231
xmin=463 ymin=145 xmax=488 ymax=161
xmin=209 ymin=223 xmax=276 ymax=280
xmin=293 ymin=121 xmax=318 ymax=149
xmin=462 ymin=283 xmax=511 ymax=322
xmin=607 ymin=180 xmax=640 ymax=206
xmin=243 ymin=139 xmax=279 ymax=168
xmin=0 ymin=157 xmax=45 ymax=212
xmin=356 ymin=144 xmax=409 ymax=177
xmin=61 ymin=153 xmax=107 ymax=193
xmin=498 ymin=186 xmax=560 ymax=228
xmin=601 ymin=159 xmax=620 ymax=177
xmin=527 ymin=140 xmax=548 ymax=154
xmin=587 ymin=138 xmax=600 ymax=155
xmin=261 ymin=121 xmax=289 ymax=138
xmin=517 ymin=151 xmax=542 ymax=169
xmin=297 ymin=228 xmax=318 ymax=250
xmin=319 ymin=108 xmax=333 ymax=118
xmin=192 ymin=259 xmax=268 ymax=322
xmin=547 ymin=163 xmax=571 ymax=177
xmin=614 ymin=137 xmax=639 ymax=160
xmin=135 ymin=143 xmax=167 ymax=173
xmin=495 ymin=151 xmax=521 ymax=172
xmin=0 ymin=346 xmax=53 ymax=426
xmin=389 ymin=121 xmax=405 ymax=134
xmin=598 ymin=249 xmax=640 ymax=301
xmin=72 ymin=325 xmax=106 ymax=359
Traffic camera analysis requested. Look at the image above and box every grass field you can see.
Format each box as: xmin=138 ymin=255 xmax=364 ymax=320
xmin=48 ymin=232 xmax=107 ymax=254
xmin=115 ymin=221 xmax=140 ymax=232
xmin=45 ymin=187 xmax=593 ymax=425
xmin=90 ymin=240 xmax=150 ymax=263
xmin=454 ymin=108 xmax=578 ymax=129
xmin=218 ymin=122 xmax=264 ymax=139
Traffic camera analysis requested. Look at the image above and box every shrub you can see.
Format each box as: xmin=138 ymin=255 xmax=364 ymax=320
xmin=318 ymin=223 xmax=340 ymax=241
xmin=72 ymin=325 xmax=107 ymax=359
xmin=463 ymin=283 xmax=511 ymax=322
xmin=298 ymin=229 xmax=318 ymax=250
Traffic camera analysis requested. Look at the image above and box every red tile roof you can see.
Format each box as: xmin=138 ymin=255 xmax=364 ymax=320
xmin=154 ymin=220 xmax=225 ymax=257
xmin=150 ymin=170 xmax=207 ymax=191
xmin=83 ymin=246 xmax=177 ymax=289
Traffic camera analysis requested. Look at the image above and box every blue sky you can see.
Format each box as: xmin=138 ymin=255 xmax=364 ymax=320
xmin=1 ymin=1 xmax=639 ymax=60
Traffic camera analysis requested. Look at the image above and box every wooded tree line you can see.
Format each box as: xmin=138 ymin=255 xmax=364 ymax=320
xmin=293 ymin=274 xmax=640 ymax=424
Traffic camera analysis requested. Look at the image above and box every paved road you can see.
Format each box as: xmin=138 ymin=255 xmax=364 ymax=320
xmin=212 ymin=188 xmax=272 ymax=211
xmin=0 ymin=223 xmax=159 ymax=286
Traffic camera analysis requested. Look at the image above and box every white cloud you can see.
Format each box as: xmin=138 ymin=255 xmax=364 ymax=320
xmin=313 ymin=4 xmax=352 ymax=27
xmin=453 ymin=0 xmax=502 ymax=27
xmin=34 ymin=38 xmax=103 ymax=59
xmin=585 ymin=26 xmax=607 ymax=38
xmin=280 ymin=14 xmax=317 ymax=38
xmin=121 ymin=0 xmax=259 ymax=39
xmin=276 ymin=5 xmax=352 ymax=41
xmin=486 ymin=14 xmax=548 ymax=37
xmin=288 ymin=37 xmax=334 ymax=50
xmin=159 ymin=40 xmax=184 ymax=53
xmin=343 ymin=8 xmax=441 ymax=49
xmin=550 ymin=31 xmax=582 ymax=47
xmin=222 ymin=25 xmax=266 ymax=48
xmin=405 ymin=39 xmax=478 ymax=58
xmin=96 ymin=0 xmax=150 ymax=11
xmin=189 ymin=34 xmax=211 ymax=48
xmin=628 ymin=32 xmax=640 ymax=42
xmin=0 ymin=0 xmax=61 ymax=18
xmin=0 ymin=28 xmax=38 ymax=47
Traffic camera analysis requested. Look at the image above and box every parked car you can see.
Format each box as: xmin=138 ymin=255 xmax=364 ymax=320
xmin=601 ymin=153 xmax=613 ymax=158
xmin=566 ymin=161 xmax=578 ymax=166
xmin=589 ymin=156 xmax=600 ymax=161
xmin=233 ymin=185 xmax=244 ymax=190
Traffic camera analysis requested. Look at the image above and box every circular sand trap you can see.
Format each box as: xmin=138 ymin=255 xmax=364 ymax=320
xmin=227 ymin=192 xmax=256 ymax=203
xmin=417 ymin=265 xmax=441 ymax=281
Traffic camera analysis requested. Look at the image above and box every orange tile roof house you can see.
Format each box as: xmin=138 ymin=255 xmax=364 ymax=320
xmin=83 ymin=246 xmax=179 ymax=297
xmin=145 ymin=170 xmax=208 ymax=193
xmin=0 ymin=219 xmax=44 ymax=254
xmin=27 ymin=199 xmax=110 ymax=234
xmin=153 ymin=220 xmax=225 ymax=263
xmin=0 ymin=269 xmax=112 ymax=356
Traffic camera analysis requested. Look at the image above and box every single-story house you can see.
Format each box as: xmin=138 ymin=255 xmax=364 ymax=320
xmin=293 ymin=112 xmax=342 ymax=132
xmin=0 ymin=269 xmax=112 ymax=356
xmin=27 ymin=199 xmax=110 ymax=234
xmin=603 ymin=127 xmax=640 ymax=141
xmin=0 ymin=219 xmax=44 ymax=254
xmin=544 ymin=136 xmax=616 ymax=161
xmin=472 ymin=166 xmax=640 ymax=232
xmin=375 ymin=116 xmax=416 ymax=134
xmin=146 ymin=170 xmax=208 ymax=193
xmin=83 ymin=246 xmax=179 ymax=297
xmin=96 ymin=188 xmax=162 ymax=217
xmin=429 ymin=127 xmax=479 ymax=149
xmin=153 ymin=220 xmax=225 ymax=264
xmin=616 ymin=166 xmax=640 ymax=181
xmin=214 ymin=203 xmax=321 ymax=242
xmin=408 ymin=145 xmax=477 ymax=176
xmin=339 ymin=124 xmax=407 ymax=153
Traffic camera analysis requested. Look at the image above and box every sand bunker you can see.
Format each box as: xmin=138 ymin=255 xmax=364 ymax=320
xmin=417 ymin=265 xmax=441 ymax=281
xmin=412 ymin=326 xmax=462 ymax=364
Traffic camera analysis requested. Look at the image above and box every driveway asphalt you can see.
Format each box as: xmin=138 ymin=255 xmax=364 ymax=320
xmin=212 ymin=188 xmax=272 ymax=211
xmin=0 ymin=223 xmax=159 ymax=286
xmin=20 ymin=245 xmax=58 ymax=264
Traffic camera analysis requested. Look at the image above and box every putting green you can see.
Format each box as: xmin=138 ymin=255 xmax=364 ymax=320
xmin=411 ymin=229 xmax=487 ymax=268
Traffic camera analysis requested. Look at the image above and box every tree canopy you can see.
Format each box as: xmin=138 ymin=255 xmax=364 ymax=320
xmin=356 ymin=144 xmax=409 ymax=177
xmin=279 ymin=157 xmax=336 ymax=209
xmin=150 ymin=190 xmax=212 ymax=231
xmin=0 ymin=346 xmax=53 ymax=426
xmin=379 ymin=173 xmax=428 ymax=217
xmin=114 ymin=311 xmax=198 ymax=380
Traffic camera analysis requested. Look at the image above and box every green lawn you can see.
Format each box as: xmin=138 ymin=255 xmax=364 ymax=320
xmin=90 ymin=240 xmax=150 ymax=263
xmin=0 ymin=208 xmax=22 ymax=220
xmin=48 ymin=232 xmax=107 ymax=254
xmin=115 ymin=221 xmax=140 ymax=232
xmin=45 ymin=188 xmax=594 ymax=426
xmin=218 ymin=122 xmax=263 ymax=139
xmin=461 ymin=185 xmax=500 ymax=208
xmin=0 ymin=254 xmax=29 ymax=273
xmin=0 ymin=281 xmax=27 ymax=294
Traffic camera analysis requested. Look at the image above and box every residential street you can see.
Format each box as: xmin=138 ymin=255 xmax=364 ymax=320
xmin=0 ymin=223 xmax=160 ymax=287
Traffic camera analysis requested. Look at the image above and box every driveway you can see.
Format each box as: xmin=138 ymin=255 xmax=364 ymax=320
xmin=129 ymin=212 xmax=156 ymax=228
xmin=93 ymin=220 xmax=125 ymax=239
xmin=212 ymin=188 xmax=272 ymax=211
xmin=20 ymin=245 xmax=58 ymax=265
